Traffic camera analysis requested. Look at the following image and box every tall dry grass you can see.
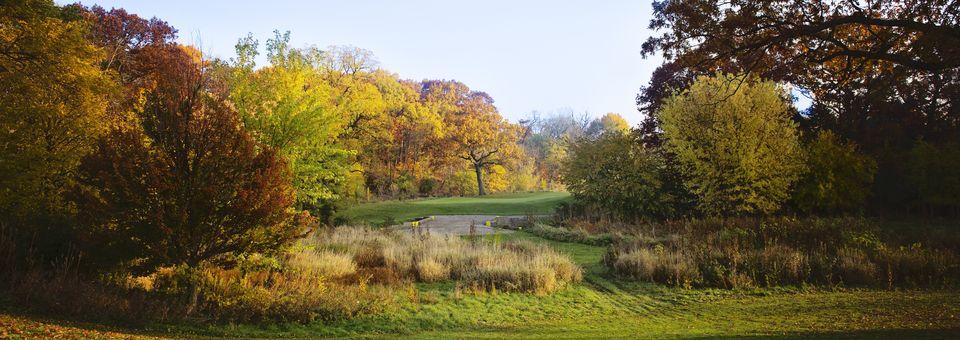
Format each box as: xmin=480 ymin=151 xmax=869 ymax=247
xmin=604 ymin=217 xmax=960 ymax=289
xmin=303 ymin=227 xmax=582 ymax=294
xmin=1 ymin=225 xmax=581 ymax=325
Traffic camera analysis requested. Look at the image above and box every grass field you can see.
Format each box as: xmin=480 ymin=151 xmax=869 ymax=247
xmin=3 ymin=193 xmax=959 ymax=338
xmin=339 ymin=191 xmax=572 ymax=225
xmin=8 ymin=229 xmax=957 ymax=338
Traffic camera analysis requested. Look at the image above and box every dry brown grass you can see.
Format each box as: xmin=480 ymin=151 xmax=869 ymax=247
xmin=306 ymin=226 xmax=582 ymax=294
xmin=604 ymin=217 xmax=960 ymax=289
xmin=0 ymin=225 xmax=581 ymax=325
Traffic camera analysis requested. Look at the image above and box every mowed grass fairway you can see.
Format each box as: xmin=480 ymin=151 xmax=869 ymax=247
xmin=340 ymin=191 xmax=571 ymax=225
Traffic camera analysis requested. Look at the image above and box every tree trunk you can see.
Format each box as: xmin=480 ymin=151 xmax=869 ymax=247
xmin=185 ymin=282 xmax=200 ymax=315
xmin=474 ymin=163 xmax=485 ymax=196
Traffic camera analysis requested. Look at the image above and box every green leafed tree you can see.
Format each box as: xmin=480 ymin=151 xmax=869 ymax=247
xmin=562 ymin=131 xmax=681 ymax=220
xmin=660 ymin=74 xmax=804 ymax=215
xmin=228 ymin=31 xmax=352 ymax=211
xmin=792 ymin=131 xmax=877 ymax=215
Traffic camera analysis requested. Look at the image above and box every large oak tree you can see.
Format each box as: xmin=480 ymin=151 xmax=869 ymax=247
xmin=422 ymin=80 xmax=522 ymax=196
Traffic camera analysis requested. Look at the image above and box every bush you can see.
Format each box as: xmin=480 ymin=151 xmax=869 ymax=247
xmin=520 ymin=223 xmax=615 ymax=246
xmin=835 ymin=248 xmax=877 ymax=286
xmin=0 ymin=230 xmax=388 ymax=325
xmin=562 ymin=131 xmax=684 ymax=220
xmin=606 ymin=246 xmax=700 ymax=286
xmin=181 ymin=264 xmax=386 ymax=323
xmin=288 ymin=249 xmax=357 ymax=280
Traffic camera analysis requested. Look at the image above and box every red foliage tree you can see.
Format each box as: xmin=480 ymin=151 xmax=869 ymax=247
xmin=74 ymin=44 xmax=302 ymax=272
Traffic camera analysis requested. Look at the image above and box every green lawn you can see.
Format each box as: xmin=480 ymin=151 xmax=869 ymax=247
xmin=339 ymin=191 xmax=572 ymax=226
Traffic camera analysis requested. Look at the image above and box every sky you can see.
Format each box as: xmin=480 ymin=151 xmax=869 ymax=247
xmin=60 ymin=0 xmax=661 ymax=124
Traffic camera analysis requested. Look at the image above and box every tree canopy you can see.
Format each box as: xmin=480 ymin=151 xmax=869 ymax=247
xmin=659 ymin=74 xmax=804 ymax=215
xmin=75 ymin=44 xmax=299 ymax=271
xmin=0 ymin=0 xmax=111 ymax=224
xmin=638 ymin=0 xmax=960 ymax=214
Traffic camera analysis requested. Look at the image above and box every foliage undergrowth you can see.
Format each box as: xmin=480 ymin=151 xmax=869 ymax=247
xmin=603 ymin=217 xmax=960 ymax=289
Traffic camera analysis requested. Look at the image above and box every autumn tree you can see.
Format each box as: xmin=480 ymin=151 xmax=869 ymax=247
xmin=0 ymin=0 xmax=111 ymax=231
xmin=451 ymin=107 xmax=522 ymax=196
xmin=422 ymin=80 xmax=522 ymax=196
xmin=74 ymin=4 xmax=177 ymax=126
xmin=586 ymin=112 xmax=630 ymax=138
xmin=79 ymin=5 xmax=176 ymax=77
xmin=228 ymin=32 xmax=351 ymax=213
xmin=319 ymin=45 xmax=388 ymax=143
xmin=360 ymin=74 xmax=442 ymax=197
xmin=639 ymin=0 xmax=960 ymax=213
xmin=74 ymin=44 xmax=300 ymax=272
xmin=660 ymin=74 xmax=804 ymax=215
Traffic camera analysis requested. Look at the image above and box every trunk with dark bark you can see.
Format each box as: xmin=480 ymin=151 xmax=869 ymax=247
xmin=474 ymin=163 xmax=485 ymax=196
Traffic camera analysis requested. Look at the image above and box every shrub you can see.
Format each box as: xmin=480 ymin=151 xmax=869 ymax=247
xmin=752 ymin=245 xmax=807 ymax=286
xmin=288 ymin=249 xmax=356 ymax=280
xmin=522 ymin=223 xmax=615 ymax=246
xmin=181 ymin=264 xmax=385 ymax=323
xmin=414 ymin=258 xmax=449 ymax=282
xmin=0 ymin=233 xmax=388 ymax=325
xmin=562 ymin=131 xmax=683 ymax=220
xmin=606 ymin=246 xmax=700 ymax=286
xmin=835 ymin=248 xmax=876 ymax=286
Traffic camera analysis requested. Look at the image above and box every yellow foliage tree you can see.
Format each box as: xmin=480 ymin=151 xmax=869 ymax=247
xmin=0 ymin=0 xmax=112 ymax=222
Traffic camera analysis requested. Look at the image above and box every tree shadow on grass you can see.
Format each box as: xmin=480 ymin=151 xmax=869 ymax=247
xmin=694 ymin=328 xmax=960 ymax=339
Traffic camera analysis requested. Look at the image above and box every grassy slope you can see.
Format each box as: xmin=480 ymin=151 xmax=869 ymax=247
xmin=4 ymin=194 xmax=959 ymax=338
xmin=3 ymin=232 xmax=959 ymax=338
xmin=339 ymin=191 xmax=572 ymax=225
xmin=170 ymin=231 xmax=959 ymax=338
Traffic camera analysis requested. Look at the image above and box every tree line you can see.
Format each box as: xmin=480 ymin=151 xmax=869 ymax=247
xmin=0 ymin=0 xmax=507 ymax=275
xmin=0 ymin=0 xmax=634 ymax=276
xmin=563 ymin=0 xmax=960 ymax=220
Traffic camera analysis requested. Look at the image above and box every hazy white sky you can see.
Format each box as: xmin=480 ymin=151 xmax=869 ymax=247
xmin=61 ymin=0 xmax=662 ymax=124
